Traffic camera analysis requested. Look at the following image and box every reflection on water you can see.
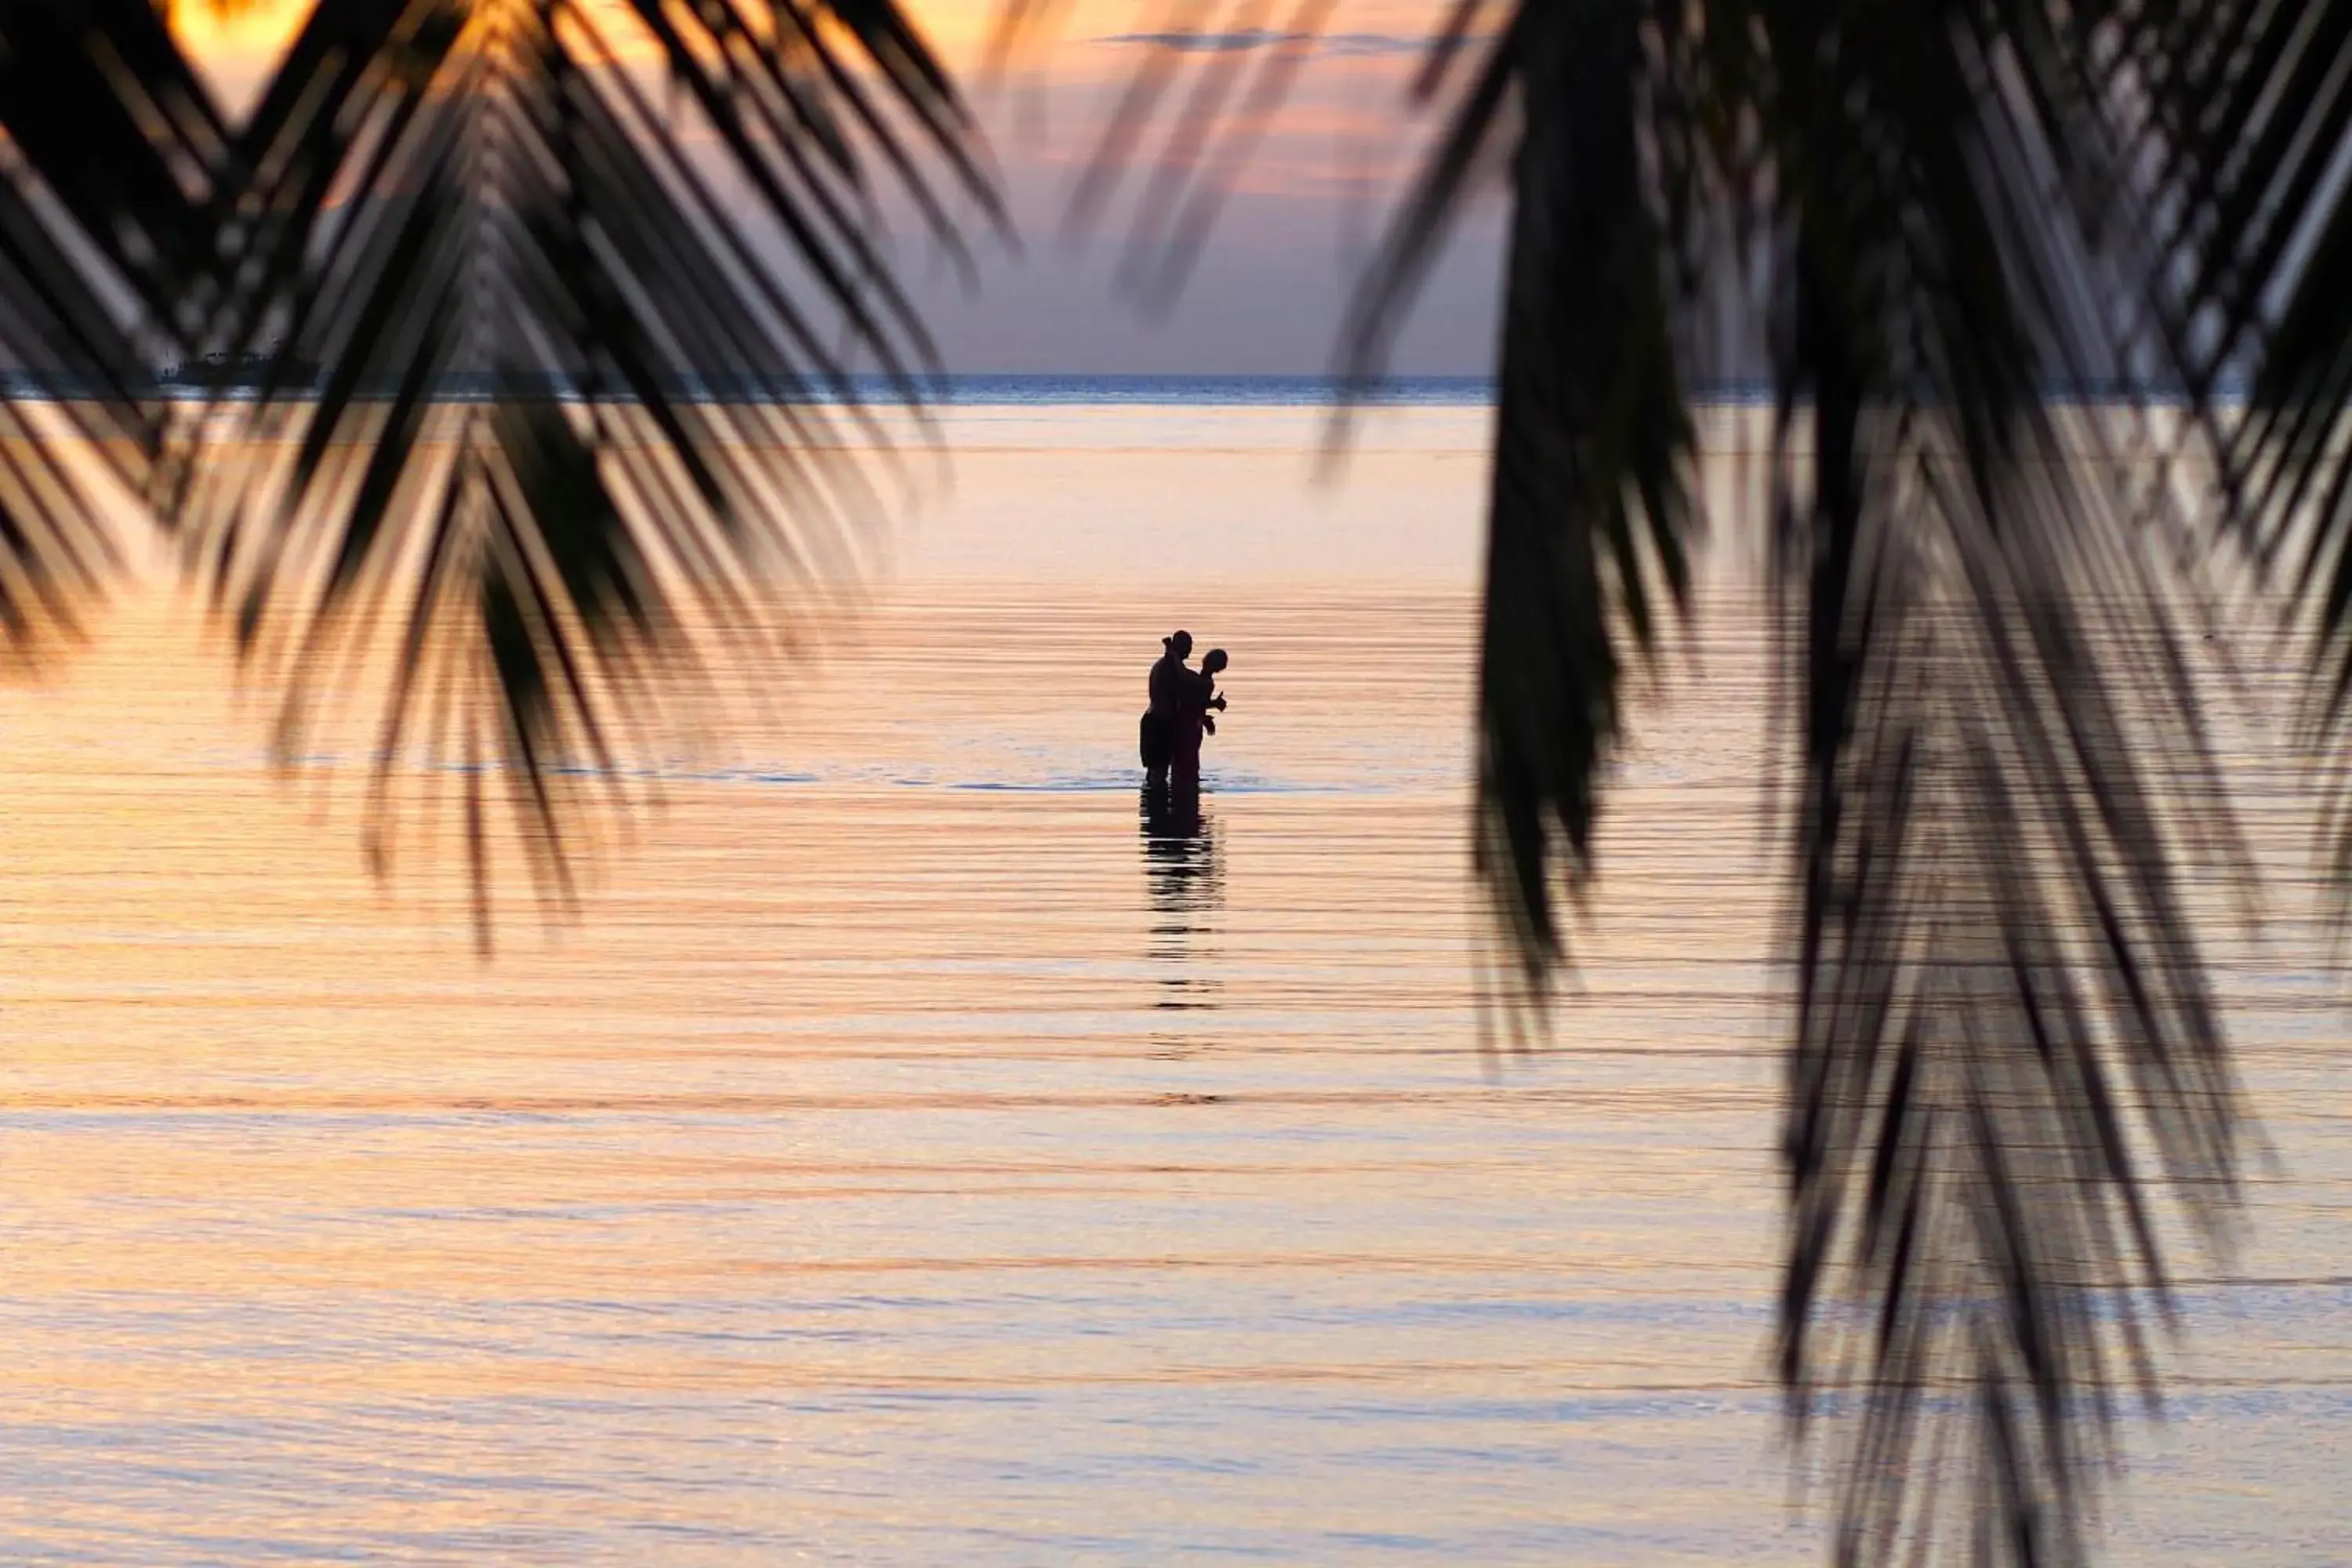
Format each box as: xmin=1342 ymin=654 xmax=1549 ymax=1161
xmin=1142 ymin=786 xmax=1224 ymax=1036
xmin=0 ymin=408 xmax=2344 ymax=1564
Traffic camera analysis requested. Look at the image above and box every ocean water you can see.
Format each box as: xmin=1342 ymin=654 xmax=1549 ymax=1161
xmin=0 ymin=400 xmax=2345 ymax=1563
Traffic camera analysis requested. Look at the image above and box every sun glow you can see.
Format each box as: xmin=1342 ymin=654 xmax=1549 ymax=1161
xmin=165 ymin=0 xmax=312 ymax=56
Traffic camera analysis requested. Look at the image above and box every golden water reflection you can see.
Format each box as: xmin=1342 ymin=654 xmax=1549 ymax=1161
xmin=0 ymin=407 xmax=2343 ymax=1563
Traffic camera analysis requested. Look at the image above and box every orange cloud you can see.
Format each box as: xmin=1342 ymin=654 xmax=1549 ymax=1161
xmin=162 ymin=2 xmax=1453 ymax=76
xmin=162 ymin=0 xmax=1456 ymax=201
xmin=166 ymin=0 xmax=1002 ymax=66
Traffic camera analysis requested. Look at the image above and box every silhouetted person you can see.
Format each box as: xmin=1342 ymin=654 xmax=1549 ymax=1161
xmin=1141 ymin=630 xmax=1195 ymax=786
xmin=1169 ymin=647 xmax=1228 ymax=791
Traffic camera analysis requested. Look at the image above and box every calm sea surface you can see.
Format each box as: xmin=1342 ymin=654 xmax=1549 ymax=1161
xmin=1 ymin=403 xmax=2346 ymax=1563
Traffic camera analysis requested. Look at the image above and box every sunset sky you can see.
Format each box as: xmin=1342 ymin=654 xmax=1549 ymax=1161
xmin=165 ymin=0 xmax=1503 ymax=374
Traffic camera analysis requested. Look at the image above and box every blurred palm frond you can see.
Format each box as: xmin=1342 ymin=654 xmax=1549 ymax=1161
xmin=169 ymin=0 xmax=999 ymax=939
xmin=1061 ymin=1 xmax=2270 ymax=1560
xmin=0 ymin=0 xmax=230 ymax=650
xmin=2158 ymin=4 xmax=2352 ymax=913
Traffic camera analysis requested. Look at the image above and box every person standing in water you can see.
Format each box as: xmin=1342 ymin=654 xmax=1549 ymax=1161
xmin=1141 ymin=630 xmax=1195 ymax=786
xmin=1168 ymin=647 xmax=1228 ymax=791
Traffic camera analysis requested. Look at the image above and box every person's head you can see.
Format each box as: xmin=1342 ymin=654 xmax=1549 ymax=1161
xmin=1202 ymin=648 xmax=1228 ymax=676
xmin=1168 ymin=630 xmax=1194 ymax=659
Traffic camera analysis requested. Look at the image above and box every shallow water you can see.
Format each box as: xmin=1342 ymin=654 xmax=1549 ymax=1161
xmin=0 ymin=405 xmax=2346 ymax=1563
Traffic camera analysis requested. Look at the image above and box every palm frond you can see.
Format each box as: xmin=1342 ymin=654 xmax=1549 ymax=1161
xmin=1749 ymin=5 xmax=2254 ymax=1557
xmin=1063 ymin=0 xmax=2259 ymax=1559
xmin=2153 ymin=2 xmax=2352 ymax=909
xmin=173 ymin=0 xmax=999 ymax=941
xmin=0 ymin=1 xmax=229 ymax=650
xmin=1455 ymin=2 xmax=1697 ymax=1005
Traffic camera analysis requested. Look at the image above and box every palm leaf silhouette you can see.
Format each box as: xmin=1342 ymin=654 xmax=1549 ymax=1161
xmin=174 ymin=0 xmax=1000 ymax=939
xmin=1054 ymin=2 xmax=2263 ymax=1559
xmin=2166 ymin=4 xmax=2352 ymax=913
xmin=0 ymin=1 xmax=230 ymax=648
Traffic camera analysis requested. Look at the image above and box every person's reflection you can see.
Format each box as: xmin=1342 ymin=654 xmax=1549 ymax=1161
xmin=1141 ymin=782 xmax=1223 ymax=1026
